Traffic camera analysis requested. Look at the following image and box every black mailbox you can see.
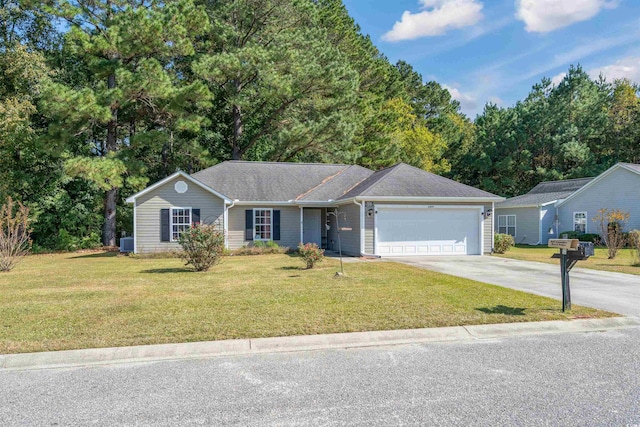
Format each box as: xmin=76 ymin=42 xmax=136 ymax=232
xmin=578 ymin=241 xmax=594 ymax=257
xmin=567 ymin=241 xmax=594 ymax=260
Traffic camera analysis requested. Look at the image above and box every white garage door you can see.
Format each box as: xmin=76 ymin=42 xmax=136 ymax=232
xmin=375 ymin=205 xmax=481 ymax=256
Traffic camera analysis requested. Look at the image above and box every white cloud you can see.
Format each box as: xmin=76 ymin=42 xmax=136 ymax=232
xmin=382 ymin=0 xmax=484 ymax=42
xmin=590 ymin=56 xmax=640 ymax=83
xmin=443 ymin=84 xmax=478 ymax=114
xmin=551 ymin=57 xmax=640 ymax=86
xmin=551 ymin=72 xmax=566 ymax=86
xmin=515 ymin=0 xmax=617 ymax=33
xmin=514 ymin=33 xmax=637 ymax=85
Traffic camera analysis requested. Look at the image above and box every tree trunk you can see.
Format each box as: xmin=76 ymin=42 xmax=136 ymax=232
xmin=232 ymin=78 xmax=243 ymax=160
xmin=232 ymin=103 xmax=242 ymax=160
xmin=102 ymin=187 xmax=117 ymax=247
xmin=102 ymin=71 xmax=118 ymax=246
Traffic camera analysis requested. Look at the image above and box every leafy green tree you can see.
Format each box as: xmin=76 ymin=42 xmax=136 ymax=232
xmin=43 ymin=0 xmax=209 ymax=246
xmin=192 ymin=0 xmax=360 ymax=163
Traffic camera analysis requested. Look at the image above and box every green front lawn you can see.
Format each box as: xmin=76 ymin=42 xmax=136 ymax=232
xmin=495 ymin=245 xmax=640 ymax=276
xmin=0 ymin=252 xmax=614 ymax=354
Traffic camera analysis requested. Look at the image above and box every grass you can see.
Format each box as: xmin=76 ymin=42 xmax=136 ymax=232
xmin=0 ymin=252 xmax=615 ymax=354
xmin=495 ymin=245 xmax=640 ymax=276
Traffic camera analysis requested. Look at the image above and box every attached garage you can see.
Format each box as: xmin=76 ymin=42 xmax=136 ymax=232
xmin=374 ymin=205 xmax=482 ymax=256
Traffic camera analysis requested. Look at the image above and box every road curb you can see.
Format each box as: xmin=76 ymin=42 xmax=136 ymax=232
xmin=1 ymin=317 xmax=638 ymax=371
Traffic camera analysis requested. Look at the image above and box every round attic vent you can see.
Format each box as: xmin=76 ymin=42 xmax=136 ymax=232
xmin=174 ymin=180 xmax=188 ymax=194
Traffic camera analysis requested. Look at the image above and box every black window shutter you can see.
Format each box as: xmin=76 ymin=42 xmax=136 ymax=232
xmin=160 ymin=209 xmax=170 ymax=242
xmin=273 ymin=210 xmax=281 ymax=241
xmin=245 ymin=210 xmax=253 ymax=240
xmin=192 ymin=209 xmax=200 ymax=225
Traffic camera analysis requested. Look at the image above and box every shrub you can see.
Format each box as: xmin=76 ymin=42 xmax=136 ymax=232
xmin=559 ymin=231 xmax=601 ymax=245
xmin=494 ymin=233 xmax=514 ymax=254
xmin=177 ymin=224 xmax=225 ymax=271
xmin=629 ymin=230 xmax=640 ymax=265
xmin=593 ymin=208 xmax=630 ymax=259
xmin=298 ymin=242 xmax=325 ymax=269
xmin=0 ymin=198 xmax=32 ymax=272
xmin=231 ymin=242 xmax=289 ymax=256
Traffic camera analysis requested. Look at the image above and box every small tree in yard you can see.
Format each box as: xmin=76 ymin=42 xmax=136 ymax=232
xmin=593 ymin=208 xmax=630 ymax=259
xmin=298 ymin=243 xmax=324 ymax=269
xmin=629 ymin=230 xmax=640 ymax=265
xmin=177 ymin=224 xmax=224 ymax=272
xmin=0 ymin=198 xmax=32 ymax=272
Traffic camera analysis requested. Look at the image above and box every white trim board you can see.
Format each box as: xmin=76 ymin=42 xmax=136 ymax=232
xmin=125 ymin=171 xmax=232 ymax=204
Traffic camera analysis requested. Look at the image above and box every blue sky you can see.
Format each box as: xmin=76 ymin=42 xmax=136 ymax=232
xmin=342 ymin=0 xmax=640 ymax=118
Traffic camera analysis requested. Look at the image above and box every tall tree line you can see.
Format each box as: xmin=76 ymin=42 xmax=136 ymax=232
xmin=467 ymin=66 xmax=640 ymax=197
xmin=1 ymin=0 xmax=638 ymax=249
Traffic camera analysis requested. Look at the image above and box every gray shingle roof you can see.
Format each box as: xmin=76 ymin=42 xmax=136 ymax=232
xmin=192 ymin=161 xmax=350 ymax=201
xmin=339 ymin=163 xmax=501 ymax=200
xmin=497 ymin=177 xmax=593 ymax=208
xmin=298 ymin=165 xmax=373 ymax=202
xmin=527 ymin=177 xmax=593 ymax=194
xmin=191 ymin=161 xmax=500 ymax=202
xmin=620 ymin=163 xmax=640 ymax=173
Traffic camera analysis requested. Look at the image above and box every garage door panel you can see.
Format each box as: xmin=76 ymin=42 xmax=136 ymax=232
xmin=376 ymin=206 xmax=480 ymax=256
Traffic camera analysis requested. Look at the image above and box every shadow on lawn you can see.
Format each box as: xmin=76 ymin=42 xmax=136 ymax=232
xmin=141 ymin=268 xmax=193 ymax=274
xmin=279 ymin=266 xmax=303 ymax=271
xmin=71 ymin=252 xmax=119 ymax=259
xmin=476 ymin=305 xmax=527 ymax=316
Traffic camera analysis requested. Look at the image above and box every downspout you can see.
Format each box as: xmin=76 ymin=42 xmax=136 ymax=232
xmin=224 ymin=200 xmax=235 ymax=249
xmin=535 ymin=205 xmax=542 ymax=246
xmin=490 ymin=202 xmax=494 ymax=253
xmin=353 ymin=199 xmax=380 ymax=258
xmin=133 ymin=200 xmax=137 ymax=254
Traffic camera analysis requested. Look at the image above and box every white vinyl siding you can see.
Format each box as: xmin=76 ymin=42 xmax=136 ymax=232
xmin=327 ymin=204 xmax=361 ymax=256
xmin=559 ymin=167 xmax=640 ymax=236
xmin=494 ymin=207 xmax=541 ymax=245
xmin=227 ymin=205 xmax=299 ymax=250
xmin=540 ymin=206 xmax=557 ymax=244
xmin=135 ymin=176 xmax=224 ymax=253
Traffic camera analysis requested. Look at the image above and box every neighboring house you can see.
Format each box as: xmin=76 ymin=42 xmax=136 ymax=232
xmin=126 ymin=161 xmax=503 ymax=256
xmin=494 ymin=177 xmax=593 ymax=245
xmin=555 ymin=163 xmax=640 ymax=236
xmin=496 ymin=162 xmax=640 ymax=245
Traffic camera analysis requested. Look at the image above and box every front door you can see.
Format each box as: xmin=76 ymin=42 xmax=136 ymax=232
xmin=303 ymin=209 xmax=322 ymax=246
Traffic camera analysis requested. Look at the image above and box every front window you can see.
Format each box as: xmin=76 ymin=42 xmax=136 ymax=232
xmin=574 ymin=212 xmax=587 ymax=233
xmin=498 ymin=215 xmax=516 ymax=237
xmin=171 ymin=207 xmax=191 ymax=241
xmin=254 ymin=209 xmax=272 ymax=240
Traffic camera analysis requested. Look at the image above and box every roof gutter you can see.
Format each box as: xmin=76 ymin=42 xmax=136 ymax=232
xmin=351 ymin=196 xmax=505 ymax=203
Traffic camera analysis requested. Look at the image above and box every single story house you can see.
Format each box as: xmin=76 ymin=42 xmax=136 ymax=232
xmin=495 ymin=162 xmax=640 ymax=244
xmin=126 ymin=161 xmax=503 ymax=256
xmin=494 ymin=177 xmax=593 ymax=245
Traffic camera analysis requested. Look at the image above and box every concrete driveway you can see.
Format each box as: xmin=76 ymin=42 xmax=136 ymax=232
xmin=392 ymin=256 xmax=640 ymax=316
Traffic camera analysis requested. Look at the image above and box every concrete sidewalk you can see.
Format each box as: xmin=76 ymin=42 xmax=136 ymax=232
xmin=1 ymin=317 xmax=638 ymax=371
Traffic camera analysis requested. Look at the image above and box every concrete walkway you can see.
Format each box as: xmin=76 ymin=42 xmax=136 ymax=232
xmin=1 ymin=317 xmax=637 ymax=371
xmin=393 ymin=256 xmax=640 ymax=316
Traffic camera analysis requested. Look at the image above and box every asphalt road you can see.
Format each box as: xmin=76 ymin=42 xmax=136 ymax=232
xmin=2 ymin=328 xmax=639 ymax=426
xmin=393 ymin=256 xmax=640 ymax=316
